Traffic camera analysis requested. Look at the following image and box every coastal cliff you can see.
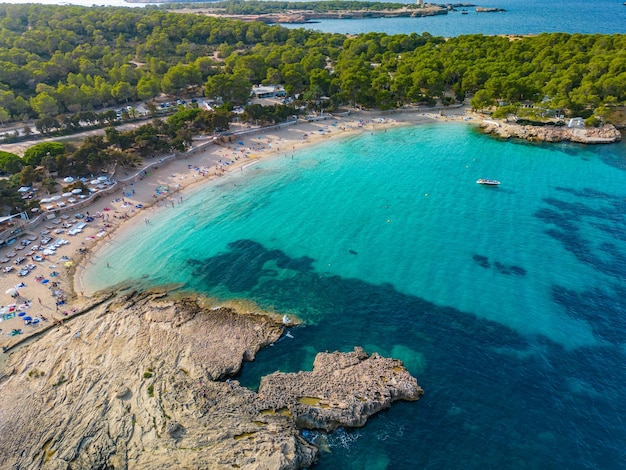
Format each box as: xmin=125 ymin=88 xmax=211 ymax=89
xmin=480 ymin=121 xmax=622 ymax=144
xmin=0 ymin=290 xmax=422 ymax=469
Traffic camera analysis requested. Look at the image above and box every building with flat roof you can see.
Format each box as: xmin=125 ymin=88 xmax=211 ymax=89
xmin=251 ymin=85 xmax=286 ymax=100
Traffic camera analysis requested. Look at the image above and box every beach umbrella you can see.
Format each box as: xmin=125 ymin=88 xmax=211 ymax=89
xmin=64 ymin=261 xmax=73 ymax=267
xmin=18 ymin=311 xmax=26 ymax=317
xmin=71 ymin=188 xmax=82 ymax=194
xmin=5 ymin=287 xmax=17 ymax=295
xmin=23 ymin=316 xmax=32 ymax=322
xmin=63 ymin=177 xmax=74 ymax=183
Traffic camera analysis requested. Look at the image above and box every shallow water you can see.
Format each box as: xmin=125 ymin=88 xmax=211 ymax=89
xmin=84 ymin=122 xmax=626 ymax=468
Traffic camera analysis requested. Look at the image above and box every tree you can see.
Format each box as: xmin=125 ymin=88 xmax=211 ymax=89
xmin=136 ymin=76 xmax=161 ymax=101
xmin=0 ymin=107 xmax=10 ymax=124
xmin=470 ymin=89 xmax=495 ymax=112
xmin=30 ymin=92 xmax=59 ymax=118
xmin=0 ymin=151 xmax=23 ymax=175
xmin=111 ymin=81 xmax=133 ymax=103
xmin=162 ymin=64 xmax=202 ymax=95
xmin=35 ymin=116 xmax=58 ymax=135
xmin=23 ymin=142 xmax=66 ymax=167
xmin=19 ymin=165 xmax=37 ymax=186
xmin=205 ymin=73 xmax=251 ymax=106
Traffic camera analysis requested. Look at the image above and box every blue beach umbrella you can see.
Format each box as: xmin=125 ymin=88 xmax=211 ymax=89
xmin=18 ymin=311 xmax=26 ymax=317
xmin=23 ymin=316 xmax=32 ymax=322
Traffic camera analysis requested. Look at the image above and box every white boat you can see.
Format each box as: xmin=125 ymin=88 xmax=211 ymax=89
xmin=476 ymin=179 xmax=501 ymax=186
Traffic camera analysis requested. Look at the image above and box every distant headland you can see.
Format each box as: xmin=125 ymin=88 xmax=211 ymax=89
xmin=156 ymin=1 xmax=505 ymax=24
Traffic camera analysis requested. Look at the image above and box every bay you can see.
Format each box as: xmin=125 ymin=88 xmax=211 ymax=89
xmin=2 ymin=0 xmax=625 ymax=37
xmin=281 ymin=0 xmax=626 ymax=36
xmin=83 ymin=122 xmax=626 ymax=468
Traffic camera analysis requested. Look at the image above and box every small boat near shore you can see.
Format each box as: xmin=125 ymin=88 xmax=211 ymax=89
xmin=476 ymin=179 xmax=501 ymax=185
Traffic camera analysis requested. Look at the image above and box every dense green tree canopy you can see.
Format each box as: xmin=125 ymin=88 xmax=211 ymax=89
xmin=22 ymin=141 xmax=66 ymax=167
xmin=0 ymin=150 xmax=22 ymax=175
xmin=0 ymin=4 xmax=622 ymax=126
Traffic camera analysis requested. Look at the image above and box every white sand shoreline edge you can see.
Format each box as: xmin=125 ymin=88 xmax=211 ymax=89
xmin=0 ymin=106 xmax=473 ymax=350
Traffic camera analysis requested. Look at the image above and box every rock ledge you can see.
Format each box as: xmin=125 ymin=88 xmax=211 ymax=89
xmin=480 ymin=121 xmax=622 ymax=144
xmin=0 ymin=290 xmax=422 ymax=469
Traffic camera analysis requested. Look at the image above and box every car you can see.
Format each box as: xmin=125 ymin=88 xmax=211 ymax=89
xmin=74 ymin=213 xmax=84 ymax=219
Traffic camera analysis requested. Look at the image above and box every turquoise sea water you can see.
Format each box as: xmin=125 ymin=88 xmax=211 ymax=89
xmin=83 ymin=123 xmax=626 ymax=469
xmin=281 ymin=0 xmax=626 ymax=36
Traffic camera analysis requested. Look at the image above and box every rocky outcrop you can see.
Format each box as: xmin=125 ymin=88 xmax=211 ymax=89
xmin=475 ymin=7 xmax=506 ymax=12
xmin=177 ymin=7 xmax=449 ymax=24
xmin=0 ymin=290 xmax=422 ymax=469
xmin=480 ymin=121 xmax=622 ymax=144
xmin=258 ymin=347 xmax=423 ymax=431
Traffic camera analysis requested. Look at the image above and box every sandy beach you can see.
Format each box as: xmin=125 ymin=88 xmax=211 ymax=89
xmin=0 ymin=106 xmax=472 ymax=352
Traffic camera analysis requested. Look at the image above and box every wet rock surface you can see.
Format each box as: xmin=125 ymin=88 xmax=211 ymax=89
xmin=0 ymin=290 xmax=422 ymax=469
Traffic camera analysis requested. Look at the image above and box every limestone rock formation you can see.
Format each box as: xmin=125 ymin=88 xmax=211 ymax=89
xmin=480 ymin=121 xmax=622 ymax=144
xmin=0 ymin=290 xmax=422 ymax=469
xmin=258 ymin=347 xmax=423 ymax=431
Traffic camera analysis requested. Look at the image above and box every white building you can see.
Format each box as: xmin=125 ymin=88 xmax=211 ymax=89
xmin=251 ymin=85 xmax=287 ymax=100
xmin=568 ymin=117 xmax=584 ymax=128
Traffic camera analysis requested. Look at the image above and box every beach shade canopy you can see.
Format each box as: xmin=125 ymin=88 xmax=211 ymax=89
xmin=64 ymin=261 xmax=73 ymax=267
xmin=63 ymin=177 xmax=74 ymax=183
xmin=5 ymin=287 xmax=17 ymax=295
xmin=71 ymin=188 xmax=82 ymax=194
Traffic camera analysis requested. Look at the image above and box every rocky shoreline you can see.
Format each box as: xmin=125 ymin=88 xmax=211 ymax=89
xmin=172 ymin=6 xmax=452 ymax=24
xmin=480 ymin=121 xmax=622 ymax=144
xmin=0 ymin=289 xmax=422 ymax=469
